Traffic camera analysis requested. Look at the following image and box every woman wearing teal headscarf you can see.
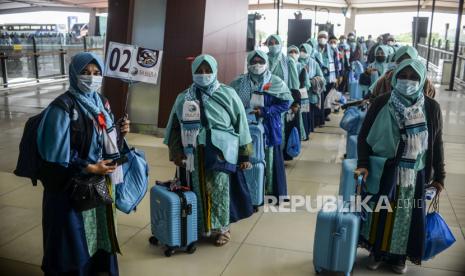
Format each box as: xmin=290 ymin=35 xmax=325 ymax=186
xmin=265 ymin=34 xmax=300 ymax=91
xmin=230 ymin=50 xmax=293 ymax=203
xmin=299 ymin=43 xmax=325 ymax=134
xmin=286 ymin=45 xmax=308 ymax=143
xmin=360 ymin=45 xmax=390 ymax=98
xmin=368 ymin=45 xmax=436 ymax=99
xmin=164 ymin=54 xmax=252 ymax=246
xmin=356 ymin=59 xmax=445 ymax=273
xmin=37 ymin=52 xmax=130 ymax=275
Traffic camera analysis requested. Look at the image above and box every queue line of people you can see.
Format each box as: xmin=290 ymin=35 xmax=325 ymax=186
xmin=32 ymin=27 xmax=445 ymax=275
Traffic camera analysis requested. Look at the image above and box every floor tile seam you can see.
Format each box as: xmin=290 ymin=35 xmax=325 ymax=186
xmin=240 ymin=241 xmax=313 ymax=254
xmin=219 ymin=211 xmax=265 ymax=275
xmin=0 ymin=184 xmax=29 ymax=197
xmin=0 ymin=223 xmax=41 ymax=248
xmin=0 ymin=256 xmax=42 ymax=268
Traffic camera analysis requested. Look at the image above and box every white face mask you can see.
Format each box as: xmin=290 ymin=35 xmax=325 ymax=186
xmin=395 ymin=79 xmax=420 ymax=97
xmin=340 ymin=39 xmax=347 ymax=44
xmin=268 ymin=45 xmax=282 ymax=55
xmin=388 ymin=41 xmax=395 ymax=46
xmin=330 ymin=43 xmax=337 ymax=49
xmin=318 ymin=38 xmax=327 ymax=45
xmin=248 ymin=64 xmax=267 ymax=75
xmin=299 ymin=52 xmax=308 ymax=59
xmin=193 ymin=73 xmax=216 ymax=87
xmin=77 ymin=75 xmax=103 ymax=93
xmin=289 ymin=53 xmax=299 ymax=61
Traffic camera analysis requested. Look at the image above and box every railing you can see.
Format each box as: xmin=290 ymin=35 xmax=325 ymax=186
xmin=0 ymin=35 xmax=105 ymax=88
xmin=417 ymin=43 xmax=465 ymax=83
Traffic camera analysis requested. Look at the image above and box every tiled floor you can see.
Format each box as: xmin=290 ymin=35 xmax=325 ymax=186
xmin=0 ymin=84 xmax=465 ymax=275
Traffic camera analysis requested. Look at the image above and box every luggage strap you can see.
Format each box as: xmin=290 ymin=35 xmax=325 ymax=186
xmin=173 ymin=190 xmax=192 ymax=247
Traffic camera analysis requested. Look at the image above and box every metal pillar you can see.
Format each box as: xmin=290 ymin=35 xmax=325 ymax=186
xmin=31 ymin=36 xmax=39 ymax=83
xmin=0 ymin=52 xmax=7 ymax=88
xmin=426 ymin=0 xmax=437 ymax=71
xmin=447 ymin=0 xmax=464 ymax=91
xmin=414 ymin=0 xmax=420 ymax=47
xmin=276 ymin=0 xmax=280 ymax=35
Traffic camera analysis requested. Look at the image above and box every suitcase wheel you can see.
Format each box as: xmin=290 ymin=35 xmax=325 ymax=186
xmin=253 ymin=206 xmax=259 ymax=213
xmin=187 ymin=243 xmax=197 ymax=254
xmin=164 ymin=248 xmax=175 ymax=257
xmin=148 ymin=236 xmax=159 ymax=246
xmin=314 ymin=267 xmax=322 ymax=274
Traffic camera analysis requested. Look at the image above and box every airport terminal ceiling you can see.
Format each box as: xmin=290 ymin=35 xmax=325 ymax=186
xmin=0 ymin=0 xmax=463 ymax=13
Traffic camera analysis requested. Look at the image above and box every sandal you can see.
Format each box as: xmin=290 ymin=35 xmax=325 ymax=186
xmin=214 ymin=231 xmax=231 ymax=247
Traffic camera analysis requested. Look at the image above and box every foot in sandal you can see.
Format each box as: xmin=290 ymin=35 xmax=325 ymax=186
xmin=214 ymin=231 xmax=231 ymax=247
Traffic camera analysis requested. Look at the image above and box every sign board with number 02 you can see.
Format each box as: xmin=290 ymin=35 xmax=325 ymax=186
xmin=104 ymin=42 xmax=163 ymax=84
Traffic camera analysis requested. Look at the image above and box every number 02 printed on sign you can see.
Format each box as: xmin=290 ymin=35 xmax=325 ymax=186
xmin=104 ymin=42 xmax=163 ymax=85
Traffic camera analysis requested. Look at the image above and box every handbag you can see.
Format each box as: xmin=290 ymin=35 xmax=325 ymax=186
xmin=69 ymin=174 xmax=113 ymax=212
xmin=116 ymin=140 xmax=149 ymax=214
xmin=359 ymin=72 xmax=372 ymax=86
xmin=364 ymin=155 xmax=387 ymax=194
xmin=204 ymin=129 xmax=238 ymax=174
xmin=423 ymin=195 xmax=456 ymax=260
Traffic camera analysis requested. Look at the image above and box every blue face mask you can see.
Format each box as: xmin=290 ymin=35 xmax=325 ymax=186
xmin=193 ymin=73 xmax=215 ymax=87
xmin=395 ymin=79 xmax=420 ymax=98
xmin=77 ymin=75 xmax=103 ymax=93
xmin=268 ymin=45 xmax=281 ymax=55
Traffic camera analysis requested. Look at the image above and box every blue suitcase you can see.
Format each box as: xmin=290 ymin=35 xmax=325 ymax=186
xmin=149 ymin=185 xmax=198 ymax=257
xmin=339 ymin=159 xmax=358 ymax=202
xmin=249 ymin=121 xmax=265 ymax=164
xmin=346 ymin=135 xmax=358 ymax=159
xmin=245 ymin=113 xmax=266 ymax=210
xmin=243 ymin=161 xmax=265 ymax=208
xmin=313 ymin=203 xmax=361 ymax=276
xmin=349 ymin=81 xmax=361 ymax=100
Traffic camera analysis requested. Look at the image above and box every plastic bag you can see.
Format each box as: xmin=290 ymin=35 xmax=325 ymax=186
xmin=423 ymin=196 xmax=456 ymax=261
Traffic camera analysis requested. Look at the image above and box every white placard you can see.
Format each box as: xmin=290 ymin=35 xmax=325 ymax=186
xmin=104 ymin=41 xmax=163 ymax=84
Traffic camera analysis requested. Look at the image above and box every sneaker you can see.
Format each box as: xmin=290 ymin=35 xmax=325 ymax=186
xmin=366 ymin=256 xmax=382 ymax=271
xmin=391 ymin=263 xmax=408 ymax=274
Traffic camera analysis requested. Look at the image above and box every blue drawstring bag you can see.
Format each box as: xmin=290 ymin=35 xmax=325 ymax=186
xmin=340 ymin=106 xmax=366 ymax=136
xmin=423 ymin=196 xmax=456 ymax=261
xmin=116 ymin=141 xmax=149 ymax=214
xmin=286 ymin=127 xmax=301 ymax=158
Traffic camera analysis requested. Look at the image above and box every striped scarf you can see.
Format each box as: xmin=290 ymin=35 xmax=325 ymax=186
xmin=390 ymin=91 xmax=428 ymax=188
xmin=181 ymin=81 xmax=220 ymax=172
xmin=69 ymin=88 xmax=123 ymax=185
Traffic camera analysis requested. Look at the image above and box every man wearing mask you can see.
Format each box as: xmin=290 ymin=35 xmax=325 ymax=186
xmin=365 ymin=35 xmax=375 ymax=52
xmin=316 ymin=31 xmax=339 ymax=124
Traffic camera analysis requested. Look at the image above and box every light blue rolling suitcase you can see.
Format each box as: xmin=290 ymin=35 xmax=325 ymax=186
xmin=243 ymin=162 xmax=265 ymax=208
xmin=313 ymin=202 xmax=361 ymax=276
xmin=339 ymin=159 xmax=358 ymax=202
xmin=245 ymin=113 xmax=266 ymax=210
xmin=149 ymin=185 xmax=197 ymax=257
xmin=346 ymin=135 xmax=358 ymax=159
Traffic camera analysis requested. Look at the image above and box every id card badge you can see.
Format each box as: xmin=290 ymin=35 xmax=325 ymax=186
xmin=329 ymin=62 xmax=336 ymax=72
xmin=250 ymin=92 xmax=264 ymax=108
xmin=299 ymin=87 xmax=309 ymax=99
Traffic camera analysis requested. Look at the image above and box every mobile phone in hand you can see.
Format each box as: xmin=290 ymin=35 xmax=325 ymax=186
xmin=108 ymin=155 xmax=128 ymax=166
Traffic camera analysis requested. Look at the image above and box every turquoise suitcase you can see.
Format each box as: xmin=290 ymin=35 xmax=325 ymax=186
xmin=149 ymin=185 xmax=197 ymax=257
xmin=313 ymin=203 xmax=361 ymax=276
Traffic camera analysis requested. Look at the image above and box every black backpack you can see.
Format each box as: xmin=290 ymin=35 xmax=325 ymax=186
xmin=14 ymin=93 xmax=76 ymax=186
xmin=15 ymin=92 xmax=111 ymax=186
